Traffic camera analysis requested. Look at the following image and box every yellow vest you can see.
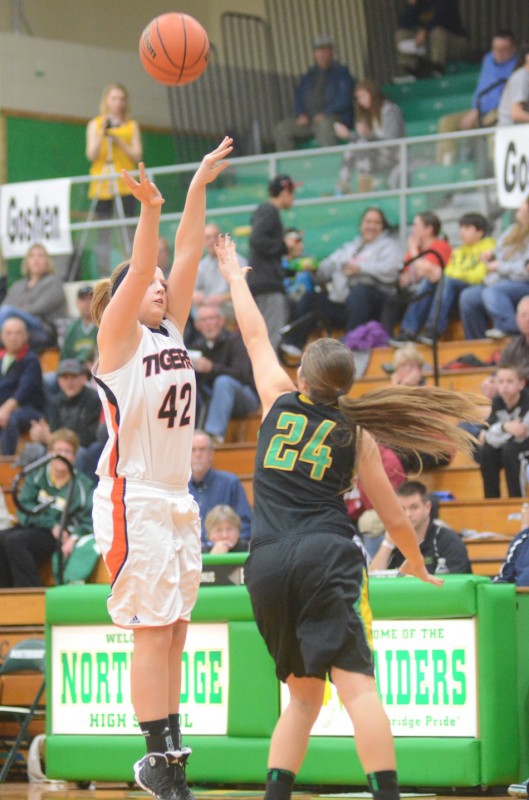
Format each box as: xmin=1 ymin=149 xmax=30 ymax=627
xmin=88 ymin=116 xmax=138 ymax=200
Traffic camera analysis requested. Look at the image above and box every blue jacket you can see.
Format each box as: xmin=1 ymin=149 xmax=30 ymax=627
xmin=472 ymin=50 xmax=518 ymax=115
xmin=0 ymin=345 xmax=44 ymax=410
xmin=494 ymin=528 xmax=529 ymax=586
xmin=189 ymin=468 xmax=252 ymax=542
xmin=295 ymin=61 xmax=355 ymax=128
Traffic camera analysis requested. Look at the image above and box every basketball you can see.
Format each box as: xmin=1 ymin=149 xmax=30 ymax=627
xmin=139 ymin=13 xmax=209 ymax=86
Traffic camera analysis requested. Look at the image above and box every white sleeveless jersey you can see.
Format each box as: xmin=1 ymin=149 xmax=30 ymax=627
xmin=93 ymin=319 xmax=196 ymax=487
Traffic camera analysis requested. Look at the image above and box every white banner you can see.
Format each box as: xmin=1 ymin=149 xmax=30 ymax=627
xmin=494 ymin=124 xmax=529 ymax=209
xmin=0 ymin=178 xmax=72 ymax=258
xmin=51 ymin=623 xmax=229 ymax=735
xmin=281 ymin=618 xmax=478 ymax=738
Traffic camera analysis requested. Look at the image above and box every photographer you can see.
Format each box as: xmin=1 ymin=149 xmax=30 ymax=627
xmin=85 ymin=83 xmax=142 ymax=274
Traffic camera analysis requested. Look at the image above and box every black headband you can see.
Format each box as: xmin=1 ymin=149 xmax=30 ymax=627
xmin=111 ymin=265 xmax=130 ymax=296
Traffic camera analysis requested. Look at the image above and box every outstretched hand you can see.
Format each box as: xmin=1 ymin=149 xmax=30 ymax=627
xmin=399 ymin=559 xmax=444 ymax=586
xmin=195 ymin=136 xmax=233 ymax=186
xmin=121 ymin=162 xmax=164 ymax=207
xmin=214 ymin=234 xmax=251 ymax=283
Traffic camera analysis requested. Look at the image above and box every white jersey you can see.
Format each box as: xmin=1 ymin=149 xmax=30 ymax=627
xmin=93 ymin=319 xmax=196 ymax=487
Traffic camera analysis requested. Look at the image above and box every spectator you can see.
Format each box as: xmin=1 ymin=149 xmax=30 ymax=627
xmin=202 ymin=505 xmax=249 ymax=555
xmin=0 ymin=317 xmax=45 ymax=455
xmin=157 ymin=236 xmax=172 ymax=279
xmin=497 ymin=45 xmax=529 ymax=127
xmin=61 ymin=285 xmax=98 ymax=366
xmin=273 ymin=34 xmax=355 ymax=151
xmin=390 ymin=343 xmax=427 ymax=386
xmin=193 ymin=223 xmax=245 ymax=321
xmin=403 ymin=213 xmax=495 ymax=346
xmin=190 ymin=305 xmax=260 ymax=443
xmin=0 ymin=244 xmax=67 ymax=350
xmin=0 ymin=428 xmax=94 ymax=588
xmin=499 ymin=296 xmax=529 ymax=377
xmin=395 ymin=0 xmax=469 ymax=77
xmin=390 ymin=211 xmax=452 ymax=344
xmin=369 ymin=480 xmax=472 ymax=574
xmin=438 ymin=30 xmax=518 ymax=163
xmin=300 ymin=207 xmax=402 ymax=336
xmin=334 ymin=79 xmax=406 ymax=194
xmin=493 ymin=501 xmax=529 ymax=587
xmin=189 ymin=430 xmax=252 ymax=543
xmin=477 ymin=364 xmax=529 ymax=498
xmin=459 ymin=197 xmax=529 ymax=339
xmin=248 ymin=175 xmax=299 ymax=351
xmin=86 ymin=82 xmax=142 ymax=275
xmin=25 ymin=359 xmax=103 ymax=481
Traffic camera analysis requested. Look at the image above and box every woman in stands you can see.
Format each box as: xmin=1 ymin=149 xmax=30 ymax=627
xmin=334 ymin=79 xmax=406 ymax=194
xmin=90 ymin=138 xmax=232 ymax=800
xmin=86 ymin=83 xmax=143 ymax=275
xmin=459 ymin=196 xmax=529 ymax=339
xmin=215 ymin=233 xmax=484 ymax=800
xmin=0 ymin=243 xmax=67 ymax=349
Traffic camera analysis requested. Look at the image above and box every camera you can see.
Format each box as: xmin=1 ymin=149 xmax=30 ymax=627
xmin=104 ymin=118 xmax=117 ymax=131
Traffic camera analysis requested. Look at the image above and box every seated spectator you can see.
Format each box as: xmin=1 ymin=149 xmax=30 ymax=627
xmin=493 ymin=502 xmax=529 ymax=586
xmin=189 ymin=430 xmax=252 ymax=543
xmin=334 ymin=79 xmax=406 ymax=194
xmin=296 ymin=207 xmax=403 ymax=337
xmin=499 ymin=295 xmax=529 ymax=377
xmin=497 ymin=45 xmax=529 ymax=127
xmin=188 ymin=304 xmax=260 ymax=443
xmin=369 ymin=480 xmax=472 ymax=574
xmin=476 ymin=364 xmax=529 ymax=497
xmin=0 ymin=317 xmax=45 ymax=455
xmin=273 ymin=34 xmax=355 ymax=151
xmin=61 ymin=285 xmax=98 ymax=366
xmin=202 ymin=504 xmax=250 ymax=555
xmin=438 ymin=30 xmax=518 ymax=163
xmin=399 ymin=213 xmax=495 ymax=345
xmin=23 ymin=359 xmax=103 ymax=482
xmin=0 ymin=244 xmax=67 ymax=350
xmin=279 ymin=229 xmax=321 ymax=359
xmin=395 ymin=0 xmax=469 ymax=77
xmin=157 ymin=236 xmax=172 ymax=279
xmin=390 ymin=343 xmax=427 ymax=386
xmin=390 ymin=211 xmax=452 ymax=344
xmin=0 ymin=428 xmax=94 ymax=587
xmin=459 ymin=197 xmax=529 ymax=339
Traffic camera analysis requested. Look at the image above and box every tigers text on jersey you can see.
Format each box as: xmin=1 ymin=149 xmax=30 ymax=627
xmin=251 ymin=391 xmax=356 ymax=544
xmin=93 ymin=319 xmax=196 ymax=486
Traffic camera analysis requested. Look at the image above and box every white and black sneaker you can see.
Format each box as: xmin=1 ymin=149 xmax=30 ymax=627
xmin=166 ymin=748 xmax=195 ymax=800
xmin=509 ymin=781 xmax=529 ymax=799
xmin=134 ymin=753 xmax=181 ymax=800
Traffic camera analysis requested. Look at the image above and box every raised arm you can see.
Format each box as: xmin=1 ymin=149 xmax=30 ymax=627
xmin=166 ymin=137 xmax=233 ymax=331
xmin=96 ymin=163 xmax=164 ymax=372
xmin=215 ymin=234 xmax=294 ymax=417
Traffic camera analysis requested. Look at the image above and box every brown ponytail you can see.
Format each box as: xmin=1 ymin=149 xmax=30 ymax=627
xmin=90 ymin=260 xmax=130 ymax=325
xmin=338 ymin=385 xmax=486 ymax=463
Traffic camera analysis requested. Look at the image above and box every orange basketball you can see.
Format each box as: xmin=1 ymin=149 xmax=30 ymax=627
xmin=139 ymin=12 xmax=209 ymax=86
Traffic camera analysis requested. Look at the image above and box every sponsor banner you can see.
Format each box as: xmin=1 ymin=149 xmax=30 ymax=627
xmin=495 ymin=124 xmax=529 ymax=209
xmin=51 ymin=623 xmax=229 ymax=735
xmin=281 ymin=618 xmax=478 ymax=737
xmin=0 ymin=178 xmax=72 ymax=257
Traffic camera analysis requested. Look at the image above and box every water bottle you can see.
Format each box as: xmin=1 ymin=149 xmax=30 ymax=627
xmin=435 ymin=557 xmax=450 ymax=575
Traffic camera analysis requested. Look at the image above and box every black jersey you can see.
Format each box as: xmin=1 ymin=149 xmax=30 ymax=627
xmin=251 ymin=391 xmax=356 ymax=544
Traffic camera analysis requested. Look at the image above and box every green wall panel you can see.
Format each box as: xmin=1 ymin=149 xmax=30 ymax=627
xmin=476 ymin=582 xmax=519 ymax=784
xmin=228 ymin=622 xmax=278 ymax=737
xmin=370 ymin=574 xmax=487 ymax=619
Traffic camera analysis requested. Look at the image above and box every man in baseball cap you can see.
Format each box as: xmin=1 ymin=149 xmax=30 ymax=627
xmin=273 ymin=32 xmax=355 ymax=151
xmin=268 ymin=175 xmax=302 ymax=197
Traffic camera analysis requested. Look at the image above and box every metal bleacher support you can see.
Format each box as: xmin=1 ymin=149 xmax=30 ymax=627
xmin=65 ymin=125 xmax=499 ymax=275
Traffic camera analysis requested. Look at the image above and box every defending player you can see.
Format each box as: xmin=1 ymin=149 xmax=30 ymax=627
xmin=215 ymin=233 xmax=484 ymax=800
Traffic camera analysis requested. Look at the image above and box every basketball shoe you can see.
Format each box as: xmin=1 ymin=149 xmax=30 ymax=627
xmin=166 ymin=747 xmax=195 ymax=800
xmin=508 ymin=780 xmax=529 ymax=798
xmin=134 ymin=753 xmax=182 ymax=800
